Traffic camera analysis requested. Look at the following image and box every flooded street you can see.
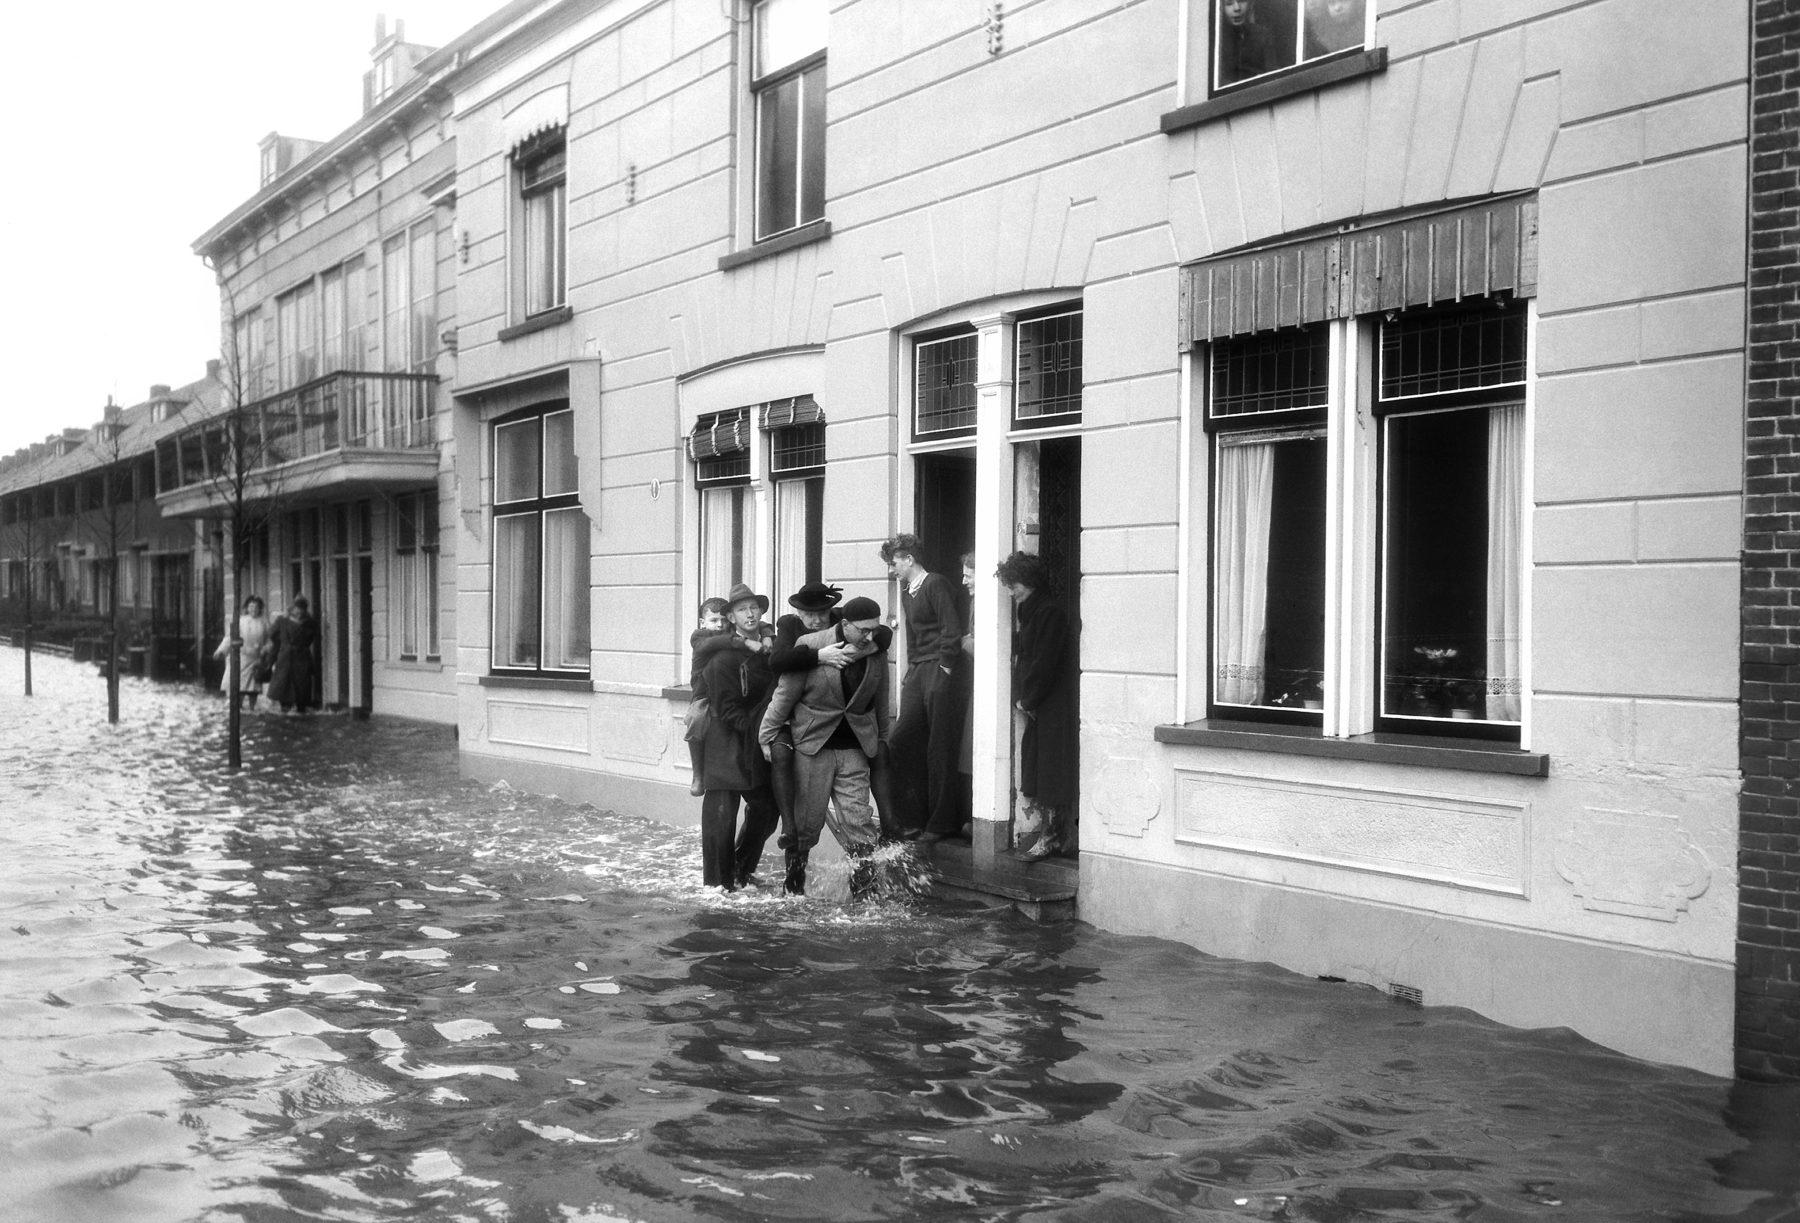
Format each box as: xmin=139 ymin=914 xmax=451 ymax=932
xmin=0 ymin=649 xmax=1795 ymax=1222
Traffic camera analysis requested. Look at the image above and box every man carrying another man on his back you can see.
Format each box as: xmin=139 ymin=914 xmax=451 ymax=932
xmin=759 ymin=596 xmax=891 ymax=896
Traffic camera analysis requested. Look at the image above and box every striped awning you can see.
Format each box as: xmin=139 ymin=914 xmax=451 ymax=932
xmin=1181 ymin=193 xmax=1538 ymax=348
xmin=686 ymin=409 xmax=750 ymax=461
xmin=760 ymin=395 xmax=824 ymax=430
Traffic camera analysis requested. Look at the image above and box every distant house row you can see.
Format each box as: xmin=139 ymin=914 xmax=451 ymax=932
xmin=3 ymin=0 xmax=1792 ymax=1081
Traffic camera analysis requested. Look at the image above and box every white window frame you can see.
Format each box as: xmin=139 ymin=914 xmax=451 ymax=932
xmin=514 ymin=133 xmax=567 ymax=318
xmin=490 ymin=405 xmax=589 ymax=677
xmin=1187 ymin=298 xmax=1535 ymax=747
xmin=750 ymin=0 xmax=827 ymax=242
xmin=392 ymin=488 xmax=440 ymax=662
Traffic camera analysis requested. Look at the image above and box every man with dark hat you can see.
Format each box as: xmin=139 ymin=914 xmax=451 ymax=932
xmin=759 ymin=595 xmax=891 ymax=895
xmin=695 ymin=583 xmax=781 ymax=891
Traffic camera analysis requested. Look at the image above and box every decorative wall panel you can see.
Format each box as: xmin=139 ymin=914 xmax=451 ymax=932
xmin=487 ymin=700 xmax=590 ymax=754
xmin=1175 ymin=770 xmax=1527 ymax=895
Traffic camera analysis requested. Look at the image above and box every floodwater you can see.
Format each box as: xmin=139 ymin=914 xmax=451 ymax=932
xmin=1 ymin=651 xmax=1796 ymax=1223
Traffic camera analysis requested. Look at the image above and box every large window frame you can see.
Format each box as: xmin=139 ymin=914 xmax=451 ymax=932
xmin=751 ymin=0 xmax=827 ymax=242
xmin=766 ymin=397 xmax=825 ymax=599
xmin=383 ymin=220 xmax=438 ymax=374
xmin=514 ymin=130 xmax=568 ymax=319
xmin=1201 ymin=297 xmax=1529 ymax=743
xmin=393 ymin=487 xmax=441 ymax=662
xmin=491 ymin=403 xmax=589 ymax=677
xmin=1211 ymin=0 xmax=1373 ymax=94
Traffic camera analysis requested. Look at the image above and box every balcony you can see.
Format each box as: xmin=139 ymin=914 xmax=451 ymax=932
xmin=155 ymin=371 xmax=440 ymax=518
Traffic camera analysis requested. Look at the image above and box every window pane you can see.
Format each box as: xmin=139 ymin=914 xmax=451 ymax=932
xmin=543 ymin=507 xmax=590 ymax=672
xmin=1381 ymin=305 xmax=1526 ymax=400
xmin=1301 ymin=0 xmax=1365 ymax=58
xmin=700 ymin=485 xmax=748 ymax=601
xmin=915 ymin=333 xmax=979 ymax=435
xmin=756 ymin=0 xmax=827 ymax=76
xmin=321 ymin=267 xmax=345 ymax=372
xmin=424 ymin=548 xmax=441 ymax=658
xmin=524 ymin=180 xmax=566 ymax=315
xmin=773 ymin=476 xmax=822 ymax=602
xmin=495 ymin=418 xmax=541 ymax=504
xmin=1213 ymin=433 xmax=1326 ymax=709
xmin=756 ymin=74 xmax=801 ymax=239
xmin=543 ymin=409 xmax=578 ymax=496
xmin=382 ymin=235 xmax=409 ymax=372
xmin=1216 ymin=0 xmax=1300 ymax=89
xmin=1380 ymin=405 xmax=1521 ymax=723
xmin=397 ymin=550 xmax=418 ymax=657
xmin=1017 ymin=311 xmax=1083 ymax=420
xmin=1211 ymin=327 xmax=1330 ymax=420
xmin=409 ymin=222 xmax=437 ymax=373
xmin=799 ymin=61 xmax=826 ymax=226
xmin=493 ymin=513 xmax=541 ymax=668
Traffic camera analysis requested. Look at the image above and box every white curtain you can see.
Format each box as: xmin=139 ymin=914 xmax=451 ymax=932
xmin=1214 ymin=439 xmax=1277 ymax=706
xmin=493 ymin=513 xmax=539 ymax=668
xmin=1485 ymin=403 xmax=1525 ymax=722
xmin=773 ymin=479 xmax=810 ymax=606
xmin=544 ymin=507 xmax=591 ymax=671
xmin=699 ymin=486 xmax=745 ymax=602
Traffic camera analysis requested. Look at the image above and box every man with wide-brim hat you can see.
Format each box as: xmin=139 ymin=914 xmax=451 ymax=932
xmin=694 ymin=582 xmax=779 ymax=890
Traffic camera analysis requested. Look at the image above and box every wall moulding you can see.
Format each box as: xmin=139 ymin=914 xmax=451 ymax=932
xmin=1174 ymin=769 xmax=1529 ymax=896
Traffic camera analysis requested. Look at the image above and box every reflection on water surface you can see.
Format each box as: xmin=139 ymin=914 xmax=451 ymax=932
xmin=1 ymin=651 xmax=1795 ymax=1221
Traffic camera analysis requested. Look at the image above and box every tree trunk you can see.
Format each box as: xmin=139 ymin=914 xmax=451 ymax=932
xmin=106 ymin=624 xmax=119 ymax=724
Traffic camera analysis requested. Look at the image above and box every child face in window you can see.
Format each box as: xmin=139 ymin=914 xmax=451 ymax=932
xmin=1222 ymin=0 xmax=1253 ymax=27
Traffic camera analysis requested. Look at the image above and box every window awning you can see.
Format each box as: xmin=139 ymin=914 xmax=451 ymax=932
xmin=686 ymin=410 xmax=749 ymax=462
xmin=1180 ymin=193 xmax=1538 ymax=348
xmin=503 ymin=85 xmax=569 ymax=159
xmin=761 ymin=395 xmax=824 ymax=430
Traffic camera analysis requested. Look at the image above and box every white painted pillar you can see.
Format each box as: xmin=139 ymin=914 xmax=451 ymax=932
xmin=969 ymin=312 xmax=1015 ymax=859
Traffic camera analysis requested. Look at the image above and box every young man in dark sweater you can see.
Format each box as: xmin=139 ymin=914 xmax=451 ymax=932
xmin=880 ymin=534 xmax=968 ymax=841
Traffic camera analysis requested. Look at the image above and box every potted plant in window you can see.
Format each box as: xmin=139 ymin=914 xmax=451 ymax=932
xmin=1408 ymin=646 xmax=1464 ymax=719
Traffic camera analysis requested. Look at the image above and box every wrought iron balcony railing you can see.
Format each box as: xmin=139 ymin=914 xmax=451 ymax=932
xmin=156 ymin=370 xmax=437 ymax=494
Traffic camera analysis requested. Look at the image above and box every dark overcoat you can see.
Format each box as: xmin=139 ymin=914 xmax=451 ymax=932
xmin=1013 ymin=594 xmax=1078 ymax=806
xmin=699 ymin=644 xmax=774 ymax=792
xmin=266 ymin=612 xmax=319 ymax=709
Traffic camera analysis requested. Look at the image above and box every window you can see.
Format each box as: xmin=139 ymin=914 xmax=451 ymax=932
xmin=766 ymin=397 xmax=825 ymax=598
xmin=1214 ymin=0 xmax=1368 ymax=91
xmin=1204 ymin=298 xmax=1526 ymax=739
xmin=492 ymin=405 xmax=589 ymax=675
xmin=394 ymin=487 xmax=440 ymax=661
xmin=319 ymin=259 xmax=366 ymax=374
xmin=752 ymin=0 xmax=827 ymax=240
xmin=914 ymin=331 xmax=979 ymax=440
xmin=1377 ymin=305 xmax=1525 ymax=730
xmin=383 ymin=221 xmax=437 ymax=372
xmin=1015 ymin=309 xmax=1084 ymax=427
xmin=689 ymin=409 xmax=753 ymax=598
xmin=277 ymin=279 xmax=319 ymax=389
xmin=516 ymin=131 xmax=567 ymax=317
xmin=230 ymin=308 xmax=272 ymax=403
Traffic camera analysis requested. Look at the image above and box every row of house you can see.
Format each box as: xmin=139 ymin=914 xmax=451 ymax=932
xmin=3 ymin=0 xmax=1791 ymax=1081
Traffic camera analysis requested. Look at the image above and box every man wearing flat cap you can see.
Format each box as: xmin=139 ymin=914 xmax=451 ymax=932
xmin=759 ymin=594 xmax=891 ymax=895
xmin=695 ymin=583 xmax=781 ymax=891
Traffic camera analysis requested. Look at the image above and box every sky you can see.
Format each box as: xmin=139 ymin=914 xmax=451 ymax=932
xmin=0 ymin=1 xmax=505 ymax=459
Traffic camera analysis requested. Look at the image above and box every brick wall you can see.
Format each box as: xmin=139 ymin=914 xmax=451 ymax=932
xmin=1742 ymin=0 xmax=1800 ymax=1083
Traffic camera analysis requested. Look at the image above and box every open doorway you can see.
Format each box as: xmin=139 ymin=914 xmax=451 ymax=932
xmin=914 ymin=449 xmax=976 ymax=576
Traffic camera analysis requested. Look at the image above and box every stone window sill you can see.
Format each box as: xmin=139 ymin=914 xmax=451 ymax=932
xmin=1153 ymin=718 xmax=1549 ymax=777
xmin=718 ymin=219 xmax=831 ymax=272
xmin=661 ymin=684 xmax=694 ymax=701
xmin=1160 ymin=48 xmax=1388 ymax=134
xmin=479 ymin=672 xmax=593 ymax=693
xmin=497 ymin=305 xmax=573 ymax=342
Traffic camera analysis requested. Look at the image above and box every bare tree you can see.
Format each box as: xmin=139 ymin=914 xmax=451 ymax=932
xmin=185 ymin=267 xmax=296 ymax=770
xmin=79 ymin=405 xmax=140 ymax=723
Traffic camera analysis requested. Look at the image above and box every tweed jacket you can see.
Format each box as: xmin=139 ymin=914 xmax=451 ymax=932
xmin=758 ymin=624 xmax=890 ymax=757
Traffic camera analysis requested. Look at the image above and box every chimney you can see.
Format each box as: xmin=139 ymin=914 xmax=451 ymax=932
xmin=150 ymin=384 xmax=171 ymax=399
xmin=104 ymin=400 xmax=122 ymax=423
xmin=205 ymin=359 xmax=222 ymax=380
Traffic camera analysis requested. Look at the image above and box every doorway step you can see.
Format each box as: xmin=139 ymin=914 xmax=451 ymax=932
xmin=915 ymin=841 xmax=1076 ymax=921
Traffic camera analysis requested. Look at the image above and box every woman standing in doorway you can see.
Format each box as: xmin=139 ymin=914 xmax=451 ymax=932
xmin=214 ymin=595 xmax=272 ymax=711
xmin=266 ymin=596 xmax=320 ymax=715
xmin=997 ymin=552 xmax=1078 ymax=859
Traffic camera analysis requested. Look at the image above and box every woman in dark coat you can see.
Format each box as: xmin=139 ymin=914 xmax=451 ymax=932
xmin=697 ymin=585 xmax=781 ymax=890
xmin=998 ymin=552 xmax=1079 ymax=856
xmin=266 ymin=596 xmax=320 ymax=714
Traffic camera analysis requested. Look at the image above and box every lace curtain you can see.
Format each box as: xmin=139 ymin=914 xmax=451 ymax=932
xmin=1214 ymin=439 xmax=1276 ymax=706
xmin=1485 ymin=403 xmax=1525 ymax=721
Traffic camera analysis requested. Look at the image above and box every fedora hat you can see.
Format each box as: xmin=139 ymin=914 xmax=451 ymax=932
xmin=787 ymin=581 xmax=843 ymax=611
xmin=723 ymin=582 xmax=769 ymax=613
